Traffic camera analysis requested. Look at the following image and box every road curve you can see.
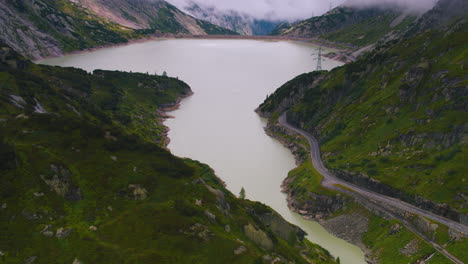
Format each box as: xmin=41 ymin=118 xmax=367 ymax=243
xmin=278 ymin=113 xmax=466 ymax=264
xmin=278 ymin=113 xmax=467 ymax=234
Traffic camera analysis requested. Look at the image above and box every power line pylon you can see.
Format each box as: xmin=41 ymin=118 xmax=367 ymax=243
xmin=312 ymin=46 xmax=326 ymax=71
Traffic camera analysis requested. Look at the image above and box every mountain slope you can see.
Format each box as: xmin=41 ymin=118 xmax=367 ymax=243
xmin=75 ymin=0 xmax=237 ymax=35
xmin=181 ymin=1 xmax=283 ymax=35
xmin=0 ymin=44 xmax=335 ymax=264
xmin=258 ymin=0 xmax=468 ymax=261
xmin=0 ymin=0 xmax=236 ymax=59
xmin=277 ymin=5 xmax=417 ymax=47
xmin=258 ymin=0 xmax=467 ymax=230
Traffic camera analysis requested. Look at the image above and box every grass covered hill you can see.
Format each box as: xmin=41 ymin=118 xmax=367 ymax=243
xmin=0 ymin=45 xmax=335 ymax=264
xmin=276 ymin=5 xmax=417 ymax=47
xmin=258 ymin=0 xmax=467 ymax=223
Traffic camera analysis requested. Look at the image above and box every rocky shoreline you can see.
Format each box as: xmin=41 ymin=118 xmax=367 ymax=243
xmin=259 ymin=118 xmax=376 ymax=262
xmin=260 ymin=116 xmax=468 ymax=264
xmin=158 ymin=90 xmax=194 ymax=148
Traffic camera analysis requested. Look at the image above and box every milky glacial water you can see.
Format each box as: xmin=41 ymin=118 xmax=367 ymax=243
xmin=41 ymin=39 xmax=365 ymax=264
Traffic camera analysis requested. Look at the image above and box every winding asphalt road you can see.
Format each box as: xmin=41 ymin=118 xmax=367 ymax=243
xmin=279 ymin=113 xmax=467 ymax=264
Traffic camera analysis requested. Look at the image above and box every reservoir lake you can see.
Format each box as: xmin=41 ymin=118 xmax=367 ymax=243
xmin=41 ymin=39 xmax=366 ymax=264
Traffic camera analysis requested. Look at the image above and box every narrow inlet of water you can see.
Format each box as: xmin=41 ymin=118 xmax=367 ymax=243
xmin=40 ymin=39 xmax=366 ymax=264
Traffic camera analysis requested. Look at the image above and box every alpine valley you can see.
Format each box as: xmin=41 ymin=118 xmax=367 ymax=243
xmin=0 ymin=0 xmax=467 ymax=263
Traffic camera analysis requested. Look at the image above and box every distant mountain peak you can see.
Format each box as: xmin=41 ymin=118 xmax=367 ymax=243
xmin=178 ymin=1 xmax=284 ymax=35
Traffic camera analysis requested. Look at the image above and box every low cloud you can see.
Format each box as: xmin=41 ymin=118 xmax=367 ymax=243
xmin=167 ymin=0 xmax=438 ymax=21
xmin=343 ymin=0 xmax=437 ymax=13
xmin=168 ymin=0 xmax=345 ymax=21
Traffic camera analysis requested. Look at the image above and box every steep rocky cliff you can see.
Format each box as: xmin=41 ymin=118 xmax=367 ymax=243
xmin=0 ymin=0 xmax=236 ymax=59
xmin=74 ymin=0 xmax=237 ymax=35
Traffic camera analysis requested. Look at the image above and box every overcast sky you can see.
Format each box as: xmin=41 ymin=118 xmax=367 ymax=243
xmin=167 ymin=0 xmax=437 ymax=21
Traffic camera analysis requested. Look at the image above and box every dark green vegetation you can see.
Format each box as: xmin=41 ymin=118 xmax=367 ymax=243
xmin=259 ymin=0 xmax=467 ymax=217
xmin=0 ymin=0 xmax=237 ymax=59
xmin=259 ymin=0 xmax=467 ymax=262
xmin=277 ymin=5 xmax=416 ymax=47
xmin=0 ymin=45 xmax=334 ymax=263
xmin=265 ymin=124 xmax=462 ymax=263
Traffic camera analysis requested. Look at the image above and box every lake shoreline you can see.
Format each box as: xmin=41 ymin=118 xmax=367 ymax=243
xmin=36 ymin=34 xmax=354 ymax=64
xmin=40 ymin=39 xmax=364 ymax=263
xmin=158 ymin=90 xmax=195 ymax=148
xmin=259 ymin=117 xmax=374 ymax=263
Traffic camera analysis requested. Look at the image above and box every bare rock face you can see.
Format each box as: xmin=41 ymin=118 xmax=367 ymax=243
xmin=56 ymin=227 xmax=73 ymax=239
xmin=0 ymin=2 xmax=62 ymax=59
xmin=321 ymin=213 xmax=369 ymax=248
xmin=72 ymin=258 xmax=83 ymax=264
xmin=181 ymin=223 xmax=213 ymax=241
xmin=243 ymin=223 xmax=274 ymax=250
xmin=74 ymin=0 xmax=225 ymax=35
xmin=233 ymin=245 xmax=247 ymax=255
xmin=40 ymin=225 xmax=54 ymax=237
xmin=255 ymin=209 xmax=306 ymax=243
xmin=40 ymin=164 xmax=82 ymax=201
xmin=204 ymin=210 xmax=216 ymax=222
xmin=195 ymin=178 xmax=230 ymax=213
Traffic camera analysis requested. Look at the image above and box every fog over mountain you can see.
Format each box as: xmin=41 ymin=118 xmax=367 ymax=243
xmin=167 ymin=0 xmax=438 ymax=21
xmin=343 ymin=0 xmax=438 ymax=12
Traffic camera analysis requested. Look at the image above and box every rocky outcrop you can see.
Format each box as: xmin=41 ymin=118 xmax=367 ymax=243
xmin=243 ymin=223 xmax=274 ymax=250
xmin=256 ymin=209 xmax=306 ymax=243
xmin=40 ymin=164 xmax=82 ymax=202
xmin=321 ymin=213 xmax=369 ymax=250
xmin=180 ymin=223 xmax=213 ymax=241
xmin=193 ymin=177 xmax=231 ymax=214
xmin=286 ymin=188 xmax=348 ymax=221
xmin=127 ymin=184 xmax=148 ymax=200
xmin=233 ymin=245 xmax=247 ymax=255
xmin=396 ymin=126 xmax=465 ymax=149
xmin=0 ymin=1 xmax=63 ymax=59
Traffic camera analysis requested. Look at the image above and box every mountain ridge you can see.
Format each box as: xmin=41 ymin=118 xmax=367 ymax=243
xmin=181 ymin=1 xmax=284 ymax=35
xmin=275 ymin=4 xmax=418 ymax=48
xmin=0 ymin=0 xmax=237 ymax=59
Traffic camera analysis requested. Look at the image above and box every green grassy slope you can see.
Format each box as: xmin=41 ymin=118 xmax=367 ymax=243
xmin=0 ymin=45 xmax=334 ymax=264
xmin=259 ymin=2 xmax=467 ymax=221
xmin=279 ymin=6 xmax=416 ymax=47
